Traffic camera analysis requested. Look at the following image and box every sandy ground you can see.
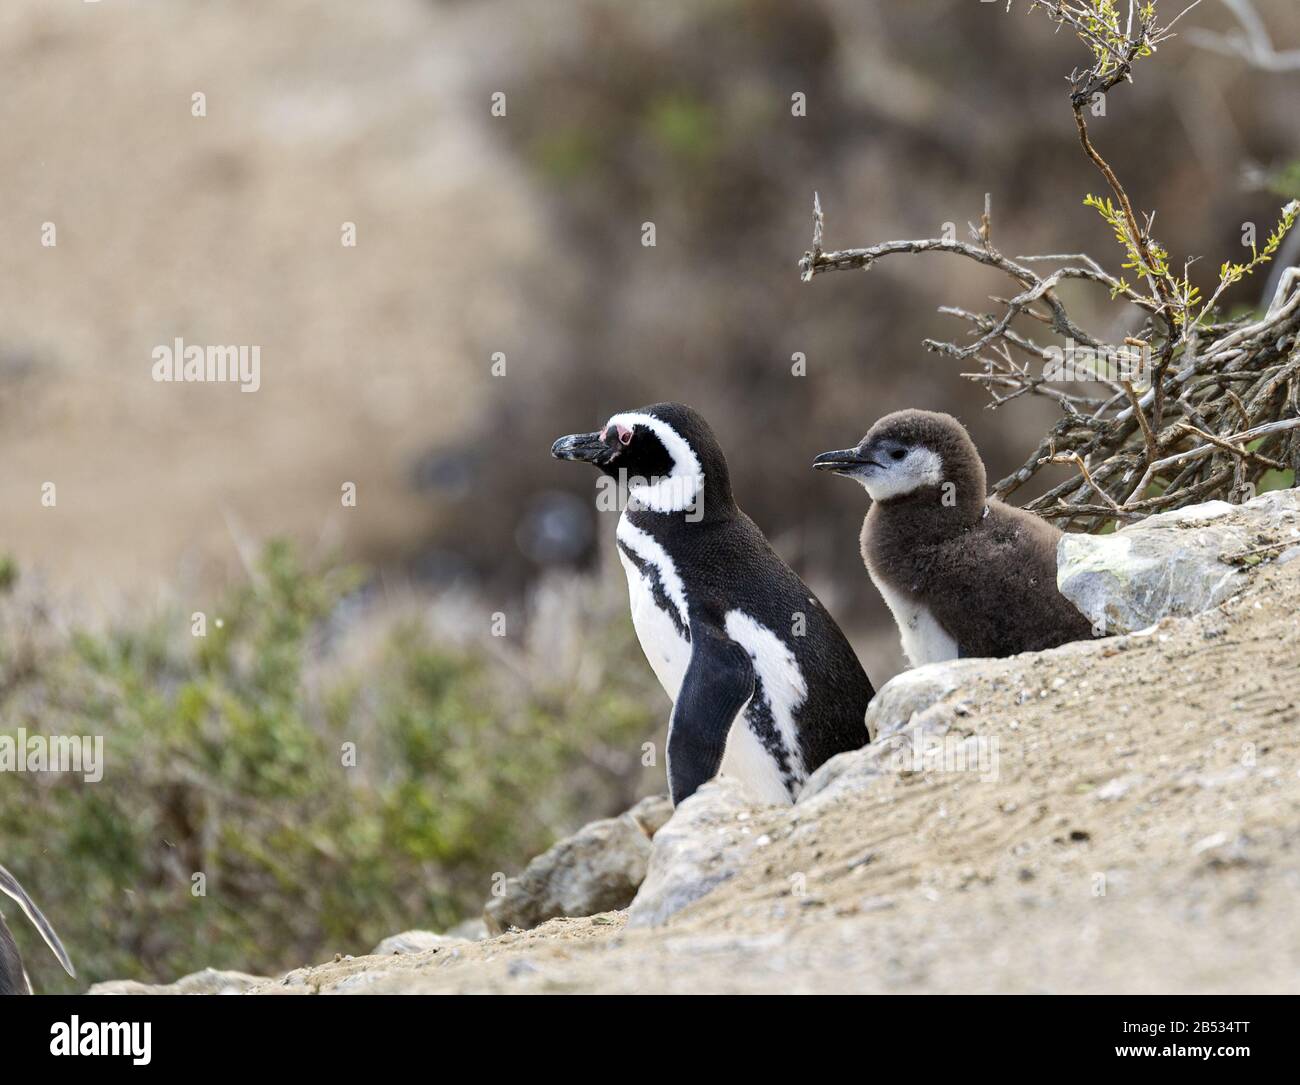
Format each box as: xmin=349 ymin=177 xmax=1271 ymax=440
xmin=235 ymin=551 xmax=1300 ymax=994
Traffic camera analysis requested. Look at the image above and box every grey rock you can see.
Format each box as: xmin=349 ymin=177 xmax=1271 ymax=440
xmin=799 ymin=700 xmax=957 ymax=809
xmin=625 ymin=793 xmax=675 ymax=836
xmin=796 ymin=645 xmax=1019 ymax=807
xmin=443 ymin=917 xmax=488 ymax=941
xmin=483 ymin=797 xmax=667 ymax=934
xmin=1058 ymin=488 xmax=1300 ymax=634
xmin=89 ymin=967 xmax=269 ymax=995
xmin=863 ymin=659 xmax=990 ymax=740
xmin=797 ymin=744 xmax=887 ymax=805
xmin=507 ymin=958 xmax=541 ymax=979
xmin=802 ymin=631 xmax=1107 ymax=807
xmin=627 ymin=777 xmax=759 ymax=928
xmin=371 ymin=930 xmax=459 ymax=956
xmin=801 ymin=743 xmax=894 ymax=810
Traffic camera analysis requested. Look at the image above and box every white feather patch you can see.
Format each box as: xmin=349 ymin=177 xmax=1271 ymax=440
xmin=859 ymin=447 xmax=943 ymax=502
xmin=873 ymin=578 xmax=959 ymax=667
xmin=605 ymin=411 xmax=704 ymax=513
xmin=719 ymin=727 xmax=796 ymax=806
xmin=723 ymin=609 xmax=808 ymax=784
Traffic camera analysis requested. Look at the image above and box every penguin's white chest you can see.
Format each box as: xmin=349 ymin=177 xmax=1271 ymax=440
xmin=616 ymin=516 xmax=692 ymax=698
xmin=872 ymin=577 xmax=959 ymax=668
xmin=621 ymin=561 xmax=692 ymax=697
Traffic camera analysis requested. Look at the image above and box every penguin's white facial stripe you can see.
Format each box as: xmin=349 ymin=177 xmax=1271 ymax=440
xmin=859 ymin=447 xmax=943 ymax=501
xmin=616 ymin=515 xmax=690 ymax=632
xmin=604 ymin=412 xmax=703 ymax=514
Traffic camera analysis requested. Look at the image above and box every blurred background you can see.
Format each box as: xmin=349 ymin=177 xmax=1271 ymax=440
xmin=0 ymin=0 xmax=1296 ymax=989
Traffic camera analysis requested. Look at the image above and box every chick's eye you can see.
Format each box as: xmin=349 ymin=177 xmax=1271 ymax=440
xmin=890 ymin=448 xmax=907 ymax=461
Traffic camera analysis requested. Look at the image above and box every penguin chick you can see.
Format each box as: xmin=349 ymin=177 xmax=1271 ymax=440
xmin=813 ymin=409 xmax=1094 ymax=667
xmin=553 ymin=403 xmax=875 ymax=806
xmin=0 ymin=862 xmax=75 ymax=995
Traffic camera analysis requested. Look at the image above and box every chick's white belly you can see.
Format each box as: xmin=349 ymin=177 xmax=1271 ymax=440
xmin=873 ymin=577 xmax=959 ymax=667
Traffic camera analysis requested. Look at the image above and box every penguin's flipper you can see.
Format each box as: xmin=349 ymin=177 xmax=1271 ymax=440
xmin=667 ymin=622 xmax=755 ymax=806
xmin=0 ymin=863 xmax=75 ymax=978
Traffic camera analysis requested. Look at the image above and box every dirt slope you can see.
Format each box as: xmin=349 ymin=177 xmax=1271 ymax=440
xmin=244 ymin=550 xmax=1300 ymax=994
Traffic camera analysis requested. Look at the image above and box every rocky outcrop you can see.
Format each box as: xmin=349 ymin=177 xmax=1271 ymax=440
xmin=800 ymin=697 xmax=957 ymax=809
xmin=484 ymin=794 xmax=672 ymax=934
xmin=860 ymin=657 xmax=991 ymax=740
xmin=627 ymin=778 xmax=759 ymax=928
xmin=1058 ymin=488 xmax=1300 ymax=634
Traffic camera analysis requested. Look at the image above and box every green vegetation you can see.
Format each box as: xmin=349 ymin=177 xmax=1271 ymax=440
xmin=1083 ymin=192 xmax=1298 ymax=325
xmin=0 ymin=543 xmax=660 ymax=992
xmin=1064 ymin=0 xmax=1158 ymax=77
xmin=647 ymin=92 xmax=717 ymax=162
xmin=1256 ymin=468 xmax=1296 ymax=494
xmin=1267 ymin=161 xmax=1300 ymax=201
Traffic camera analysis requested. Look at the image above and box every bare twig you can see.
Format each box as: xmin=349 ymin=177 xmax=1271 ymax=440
xmin=796 ymin=1 xmax=1298 ymax=526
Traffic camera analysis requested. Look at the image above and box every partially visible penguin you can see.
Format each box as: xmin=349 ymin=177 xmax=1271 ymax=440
xmin=552 ymin=403 xmax=875 ymax=805
xmin=813 ymin=409 xmax=1094 ymax=666
xmin=0 ymin=862 xmax=75 ymax=994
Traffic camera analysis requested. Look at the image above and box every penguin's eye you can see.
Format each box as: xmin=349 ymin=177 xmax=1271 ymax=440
xmin=889 ymin=448 xmax=907 ymax=461
xmin=616 ymin=424 xmax=634 ymax=446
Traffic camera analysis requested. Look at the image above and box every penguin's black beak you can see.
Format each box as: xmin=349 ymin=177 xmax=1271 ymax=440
xmin=812 ymin=447 xmax=879 ymax=475
xmin=551 ymin=431 xmax=609 ymax=464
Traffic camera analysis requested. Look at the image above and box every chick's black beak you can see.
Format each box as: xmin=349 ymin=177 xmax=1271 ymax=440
xmin=812 ymin=447 xmax=877 ymax=474
xmin=551 ymin=431 xmax=609 ymax=464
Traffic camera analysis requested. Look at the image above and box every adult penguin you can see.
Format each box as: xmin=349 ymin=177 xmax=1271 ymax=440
xmin=553 ymin=402 xmax=876 ymax=805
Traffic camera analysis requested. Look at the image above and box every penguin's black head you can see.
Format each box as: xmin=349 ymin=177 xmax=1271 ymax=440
xmin=813 ymin=409 xmax=986 ymax=512
xmin=551 ymin=402 xmax=733 ymax=515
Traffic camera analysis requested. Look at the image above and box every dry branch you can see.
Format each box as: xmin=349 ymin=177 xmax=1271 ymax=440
xmin=796 ymin=0 xmax=1300 ymax=529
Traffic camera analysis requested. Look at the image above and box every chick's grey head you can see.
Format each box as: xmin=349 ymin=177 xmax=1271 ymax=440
xmin=813 ymin=409 xmax=986 ymax=513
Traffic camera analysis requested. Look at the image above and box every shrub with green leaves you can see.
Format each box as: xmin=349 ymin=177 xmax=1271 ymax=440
xmin=0 ymin=543 xmax=661 ymax=991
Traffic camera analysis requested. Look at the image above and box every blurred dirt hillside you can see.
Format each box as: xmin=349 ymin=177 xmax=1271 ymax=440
xmin=2 ymin=0 xmax=1297 ymax=666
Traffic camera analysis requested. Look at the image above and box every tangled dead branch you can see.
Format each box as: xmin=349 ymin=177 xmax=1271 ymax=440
xmin=797 ymin=0 xmax=1300 ymax=529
